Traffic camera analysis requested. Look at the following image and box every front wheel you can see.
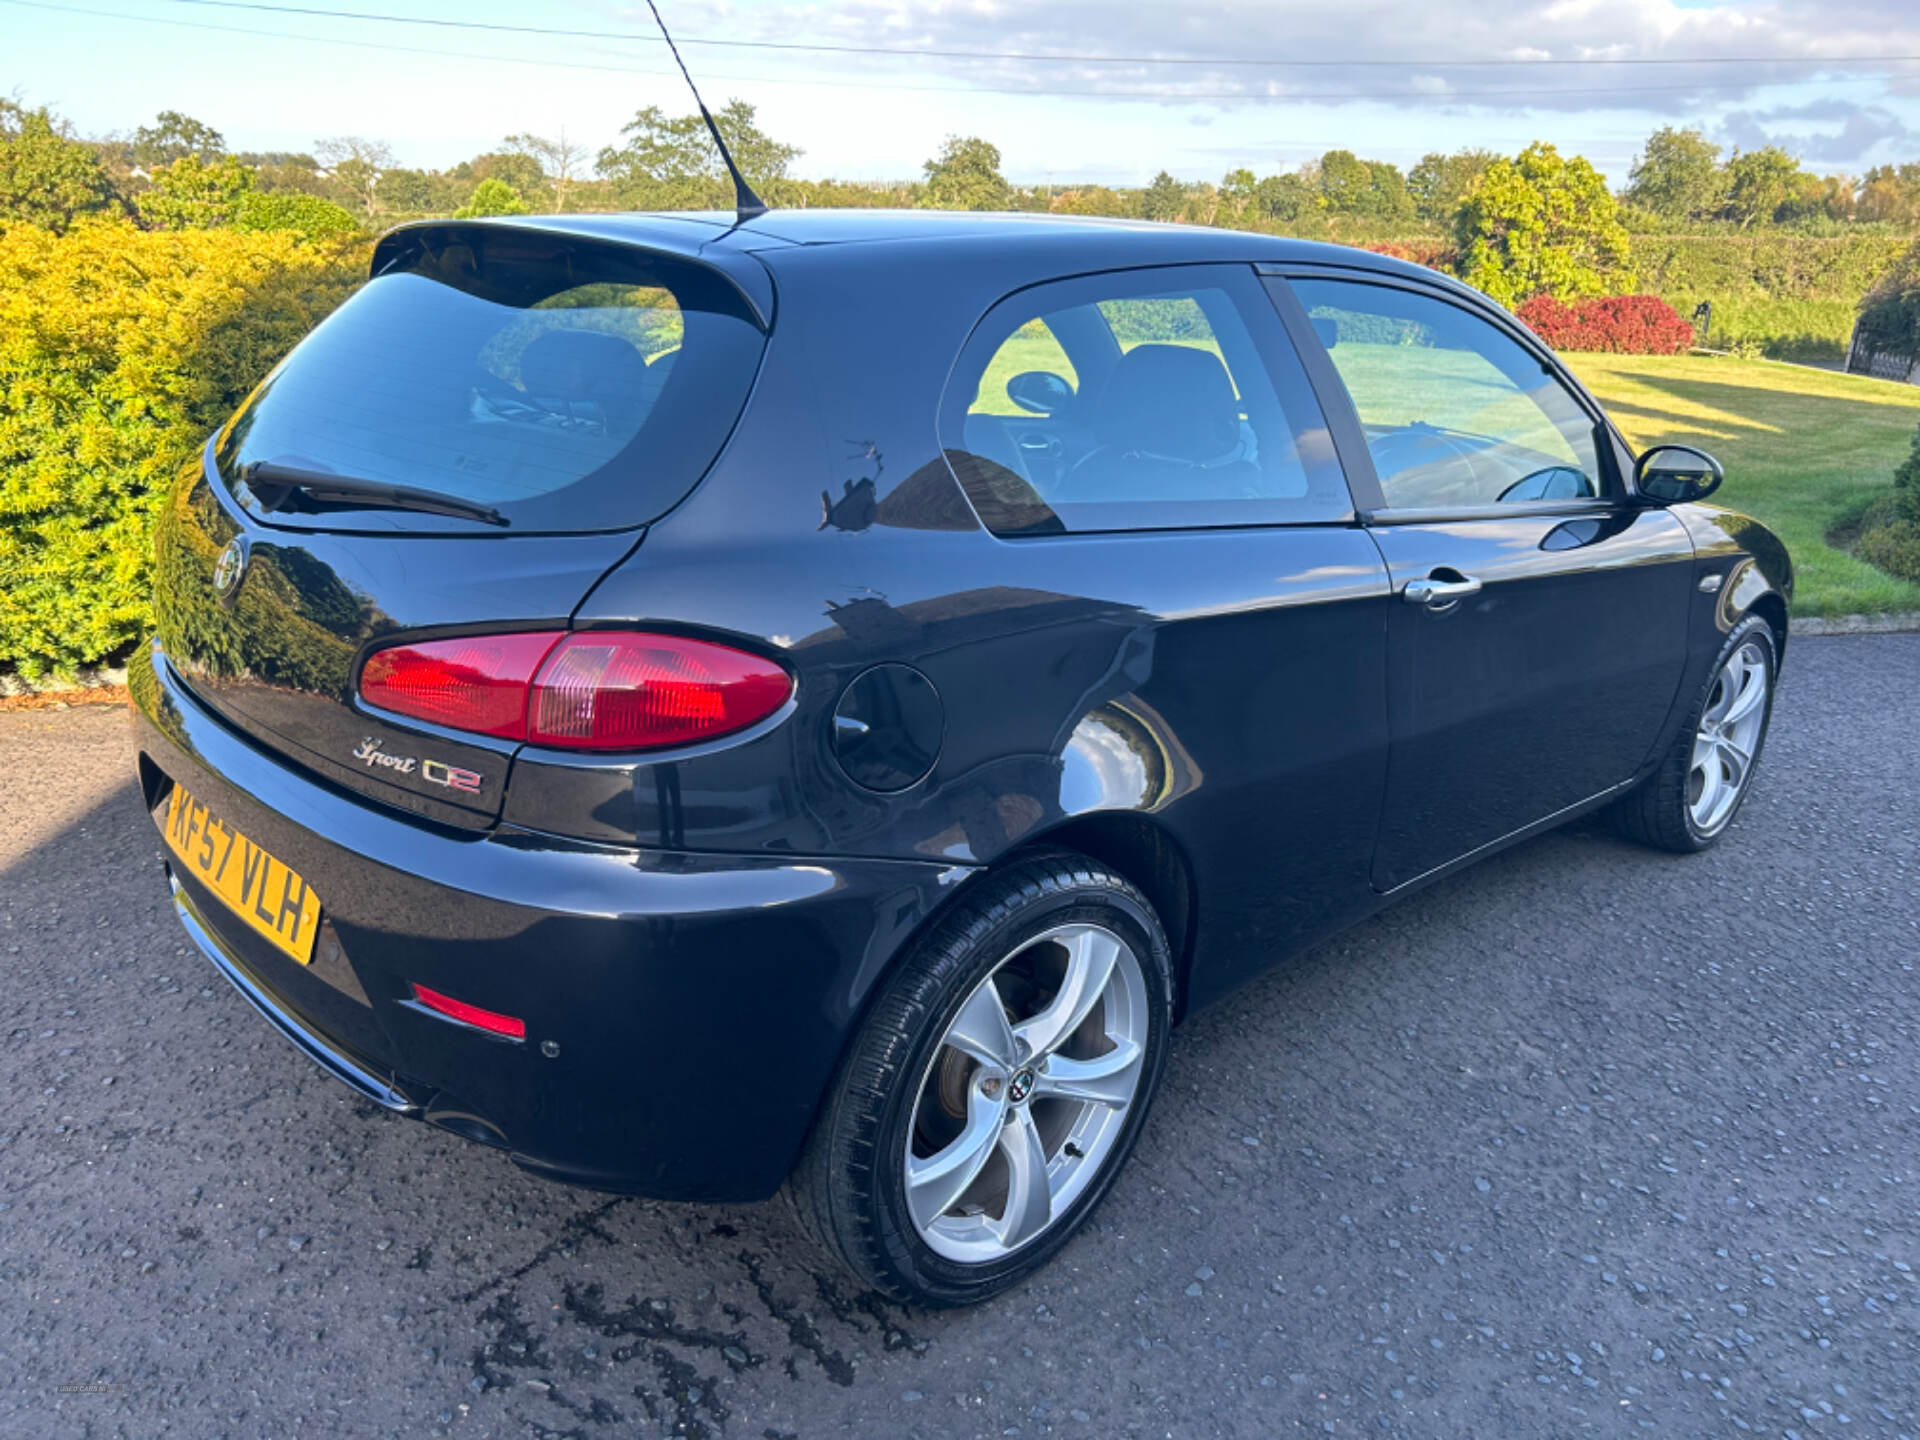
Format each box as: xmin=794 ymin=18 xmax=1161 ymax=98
xmin=791 ymin=852 xmax=1173 ymax=1307
xmin=1611 ymin=614 xmax=1778 ymax=853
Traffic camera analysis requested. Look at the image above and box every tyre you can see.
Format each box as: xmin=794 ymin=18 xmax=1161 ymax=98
xmin=1610 ymin=614 xmax=1778 ymax=853
xmin=792 ymin=851 xmax=1174 ymax=1307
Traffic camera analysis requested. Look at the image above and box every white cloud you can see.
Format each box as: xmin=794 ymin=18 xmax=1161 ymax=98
xmin=1719 ymin=100 xmax=1916 ymax=164
xmin=657 ymin=0 xmax=1920 ymax=116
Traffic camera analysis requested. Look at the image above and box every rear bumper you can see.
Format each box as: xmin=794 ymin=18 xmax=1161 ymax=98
xmin=131 ymin=639 xmax=969 ymax=1201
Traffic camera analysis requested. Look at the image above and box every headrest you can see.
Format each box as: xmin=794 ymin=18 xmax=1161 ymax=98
xmin=517 ymin=328 xmax=649 ymax=399
xmin=1095 ymin=344 xmax=1241 ymax=463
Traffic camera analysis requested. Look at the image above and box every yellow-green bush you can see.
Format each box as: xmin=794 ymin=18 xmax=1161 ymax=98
xmin=0 ymin=220 xmax=366 ymax=678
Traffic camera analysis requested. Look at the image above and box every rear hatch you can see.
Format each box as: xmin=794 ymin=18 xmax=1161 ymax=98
xmin=154 ymin=222 xmax=769 ymax=827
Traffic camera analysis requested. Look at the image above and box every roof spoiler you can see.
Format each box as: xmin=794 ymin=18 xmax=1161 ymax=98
xmin=368 ymin=216 xmax=776 ymax=329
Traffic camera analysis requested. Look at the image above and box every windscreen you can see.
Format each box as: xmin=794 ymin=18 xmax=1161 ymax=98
xmin=214 ymin=228 xmax=767 ymax=531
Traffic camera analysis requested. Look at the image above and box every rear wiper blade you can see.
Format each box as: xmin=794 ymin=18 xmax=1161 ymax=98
xmin=242 ymin=462 xmax=508 ymax=528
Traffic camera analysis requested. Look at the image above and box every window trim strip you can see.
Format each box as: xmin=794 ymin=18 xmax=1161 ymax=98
xmin=1357 ymin=499 xmax=1624 ymax=527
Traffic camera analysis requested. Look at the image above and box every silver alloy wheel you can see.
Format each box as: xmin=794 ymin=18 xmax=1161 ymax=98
xmin=903 ymin=923 xmax=1150 ymax=1264
xmin=1689 ymin=639 xmax=1769 ymax=836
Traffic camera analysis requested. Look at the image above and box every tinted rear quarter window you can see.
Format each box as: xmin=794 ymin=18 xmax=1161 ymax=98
xmin=215 ymin=227 xmax=767 ymax=532
xmin=943 ymin=264 xmax=1350 ymax=535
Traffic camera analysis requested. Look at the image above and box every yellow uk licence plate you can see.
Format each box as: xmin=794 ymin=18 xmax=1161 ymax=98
xmin=164 ymin=784 xmax=323 ymax=964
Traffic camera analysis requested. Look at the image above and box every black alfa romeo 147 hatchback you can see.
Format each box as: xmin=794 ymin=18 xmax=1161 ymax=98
xmin=131 ymin=209 xmax=1791 ymax=1305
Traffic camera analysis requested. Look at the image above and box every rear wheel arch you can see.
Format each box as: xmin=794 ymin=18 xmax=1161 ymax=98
xmin=1021 ymin=813 xmax=1196 ymax=1019
xmin=790 ymin=812 xmax=1196 ymax=1190
xmin=790 ymin=847 xmax=1176 ymax=1304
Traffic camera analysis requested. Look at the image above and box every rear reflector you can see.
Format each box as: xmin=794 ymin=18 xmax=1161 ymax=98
xmin=359 ymin=631 xmax=791 ymax=751
xmin=411 ymin=983 xmax=526 ymax=1039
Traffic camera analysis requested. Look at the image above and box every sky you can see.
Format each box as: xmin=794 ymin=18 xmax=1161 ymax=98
xmin=6 ymin=0 xmax=1920 ymax=187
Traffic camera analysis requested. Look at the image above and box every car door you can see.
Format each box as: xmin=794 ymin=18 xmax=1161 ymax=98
xmin=937 ymin=262 xmax=1393 ymax=1001
xmin=1267 ymin=269 xmax=1696 ymax=893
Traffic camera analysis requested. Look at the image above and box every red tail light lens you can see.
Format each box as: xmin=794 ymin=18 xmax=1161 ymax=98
xmin=359 ymin=631 xmax=790 ymax=751
xmin=529 ymin=633 xmax=793 ymax=750
xmin=359 ymin=632 xmax=562 ymax=740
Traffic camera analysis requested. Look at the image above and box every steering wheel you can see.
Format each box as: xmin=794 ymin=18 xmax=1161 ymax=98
xmin=1497 ymin=466 xmax=1593 ymax=504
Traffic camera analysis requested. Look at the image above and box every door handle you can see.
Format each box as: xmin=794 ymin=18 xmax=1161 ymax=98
xmin=1403 ymin=572 xmax=1483 ymax=608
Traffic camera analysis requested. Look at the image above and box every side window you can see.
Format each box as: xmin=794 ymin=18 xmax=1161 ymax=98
xmin=1289 ymin=278 xmax=1606 ymax=511
xmin=942 ymin=265 xmax=1350 ymax=534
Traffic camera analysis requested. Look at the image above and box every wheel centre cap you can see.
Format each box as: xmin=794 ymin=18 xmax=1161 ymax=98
xmin=1008 ymin=1067 xmax=1036 ymax=1105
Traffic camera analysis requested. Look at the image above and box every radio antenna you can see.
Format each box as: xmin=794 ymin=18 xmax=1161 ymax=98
xmin=641 ymin=0 xmax=768 ymax=220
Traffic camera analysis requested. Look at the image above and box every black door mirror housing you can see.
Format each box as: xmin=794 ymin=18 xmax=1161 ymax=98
xmin=1636 ymin=444 xmax=1725 ymax=504
xmin=1005 ymin=370 xmax=1075 ymax=417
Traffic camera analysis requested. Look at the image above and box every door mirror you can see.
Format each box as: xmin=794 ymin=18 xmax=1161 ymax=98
xmin=1636 ymin=444 xmax=1724 ymax=504
xmin=1005 ymin=370 xmax=1075 ymax=417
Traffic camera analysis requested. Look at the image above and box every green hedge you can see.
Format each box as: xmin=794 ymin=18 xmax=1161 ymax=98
xmin=1306 ymin=231 xmax=1913 ymax=361
xmin=1632 ymin=234 xmax=1912 ymax=362
xmin=0 ymin=221 xmax=366 ymax=678
xmin=1633 ymin=234 xmax=1911 ymax=300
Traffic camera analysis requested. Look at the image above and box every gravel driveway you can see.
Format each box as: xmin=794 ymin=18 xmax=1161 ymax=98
xmin=3 ymin=635 xmax=1917 ymax=1439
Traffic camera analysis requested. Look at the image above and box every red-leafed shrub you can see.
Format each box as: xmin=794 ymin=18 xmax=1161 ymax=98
xmin=1516 ymin=294 xmax=1696 ymax=354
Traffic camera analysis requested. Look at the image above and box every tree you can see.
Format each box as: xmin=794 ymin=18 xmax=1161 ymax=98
xmin=503 ymin=130 xmax=587 ymax=211
xmin=596 ymin=101 xmax=799 ymax=207
xmin=136 ymin=153 xmax=256 ymax=229
xmin=1318 ymin=150 xmax=1373 ymax=214
xmin=1456 ymin=142 xmax=1633 ymax=306
xmin=1408 ymin=149 xmax=1496 ymax=227
xmin=0 ymin=101 xmax=121 ymax=234
xmin=921 ymin=136 xmax=1010 ymax=211
xmin=1776 ymin=171 xmax=1854 ymax=224
xmin=1141 ymin=170 xmax=1187 ymax=222
xmin=133 ymin=110 xmax=225 ymax=169
xmin=373 ymin=167 xmax=439 ymax=215
xmin=1626 ymin=128 xmax=1727 ymax=222
xmin=1313 ymin=149 xmax=1413 ymax=225
xmin=467 ymin=151 xmax=549 ymax=207
xmin=1724 ymin=146 xmax=1801 ymax=228
xmin=315 ymin=135 xmax=396 ymax=217
xmin=238 ymin=152 xmax=328 ymax=197
xmin=1051 ymin=184 xmax=1136 ymax=218
xmin=1218 ymin=167 xmax=1259 ymax=223
xmin=1365 ymin=161 xmax=1414 ymax=226
xmin=1857 ymin=164 xmax=1920 ymax=226
xmin=706 ymin=101 xmax=799 ymax=187
xmin=454 ymin=178 xmax=530 ymax=218
xmin=1254 ymin=171 xmax=1317 ymax=223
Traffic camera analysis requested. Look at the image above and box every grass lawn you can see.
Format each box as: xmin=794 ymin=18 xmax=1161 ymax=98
xmin=1566 ymin=353 xmax=1920 ymax=618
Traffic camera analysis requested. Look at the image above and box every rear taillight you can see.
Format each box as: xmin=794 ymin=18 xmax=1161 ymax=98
xmin=360 ymin=633 xmax=562 ymax=740
xmin=359 ymin=631 xmax=791 ymax=751
xmin=528 ymin=634 xmax=793 ymax=750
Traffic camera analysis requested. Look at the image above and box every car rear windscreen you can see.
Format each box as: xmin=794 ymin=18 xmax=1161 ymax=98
xmin=213 ymin=227 xmax=767 ymax=532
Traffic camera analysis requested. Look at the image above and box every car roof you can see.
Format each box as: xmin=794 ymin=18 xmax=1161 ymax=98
xmin=457 ymin=208 xmax=1443 ymax=275
xmin=373 ymin=209 xmax=1482 ymax=326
